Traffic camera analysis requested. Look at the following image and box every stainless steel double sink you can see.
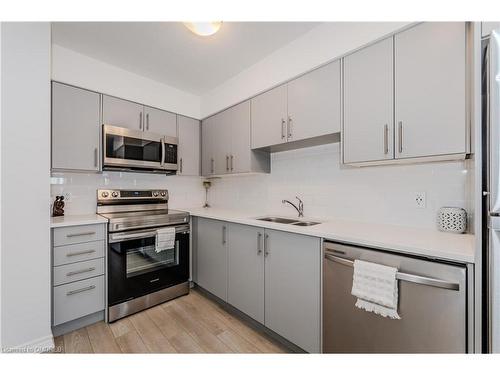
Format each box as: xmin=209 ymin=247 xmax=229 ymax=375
xmin=256 ymin=216 xmax=321 ymax=226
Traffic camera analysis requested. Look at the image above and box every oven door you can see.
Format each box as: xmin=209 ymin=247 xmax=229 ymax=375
xmin=107 ymin=224 xmax=189 ymax=307
xmin=103 ymin=124 xmax=177 ymax=171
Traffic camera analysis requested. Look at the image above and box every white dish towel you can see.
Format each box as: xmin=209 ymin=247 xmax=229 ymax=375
xmin=351 ymin=259 xmax=401 ymax=319
xmin=155 ymin=227 xmax=176 ymax=253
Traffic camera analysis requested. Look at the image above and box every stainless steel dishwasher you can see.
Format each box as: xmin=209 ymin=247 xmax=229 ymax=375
xmin=323 ymin=241 xmax=468 ymax=353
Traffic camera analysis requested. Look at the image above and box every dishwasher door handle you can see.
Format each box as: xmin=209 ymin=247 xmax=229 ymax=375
xmin=324 ymin=253 xmax=460 ymax=291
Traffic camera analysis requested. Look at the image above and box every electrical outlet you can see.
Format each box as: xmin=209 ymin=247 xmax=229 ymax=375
xmin=415 ymin=192 xmax=426 ymax=209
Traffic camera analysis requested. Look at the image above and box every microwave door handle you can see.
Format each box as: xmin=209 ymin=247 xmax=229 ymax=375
xmin=160 ymin=138 xmax=165 ymax=167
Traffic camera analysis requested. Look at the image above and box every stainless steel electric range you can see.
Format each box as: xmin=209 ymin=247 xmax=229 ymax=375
xmin=97 ymin=189 xmax=190 ymax=322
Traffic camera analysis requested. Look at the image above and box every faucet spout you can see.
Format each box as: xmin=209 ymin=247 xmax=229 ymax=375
xmin=282 ymin=197 xmax=304 ymax=218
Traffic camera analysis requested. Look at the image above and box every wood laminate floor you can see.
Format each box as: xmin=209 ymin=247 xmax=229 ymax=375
xmin=53 ymin=288 xmax=290 ymax=354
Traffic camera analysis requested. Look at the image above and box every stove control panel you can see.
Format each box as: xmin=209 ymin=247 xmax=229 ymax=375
xmin=97 ymin=189 xmax=169 ymax=201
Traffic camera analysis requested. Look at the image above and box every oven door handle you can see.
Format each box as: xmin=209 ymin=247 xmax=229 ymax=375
xmin=108 ymin=225 xmax=189 ymax=243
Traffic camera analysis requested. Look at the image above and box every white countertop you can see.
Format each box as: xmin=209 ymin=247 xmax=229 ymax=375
xmin=185 ymin=207 xmax=476 ymax=264
xmin=50 ymin=214 xmax=108 ymax=228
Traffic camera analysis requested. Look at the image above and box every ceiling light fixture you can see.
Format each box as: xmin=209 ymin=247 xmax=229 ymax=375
xmin=184 ymin=22 xmax=222 ymax=37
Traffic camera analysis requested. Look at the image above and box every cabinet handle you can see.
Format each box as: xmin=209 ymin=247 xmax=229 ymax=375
xmin=94 ymin=148 xmax=98 ymax=167
xmin=226 ymin=155 xmax=229 ymax=171
xmin=66 ymin=249 xmax=96 ymax=257
xmin=264 ymin=233 xmax=269 ymax=257
xmin=257 ymin=232 xmax=263 ymax=255
xmin=211 ymin=158 xmax=214 ymax=174
xmin=139 ymin=112 xmax=143 ymax=130
xmin=281 ymin=118 xmax=286 ymax=140
xmin=66 ymin=231 xmax=96 ymax=238
xmin=230 ymin=155 xmax=234 ymax=171
xmin=287 ymin=116 xmax=293 ymax=140
xmin=179 ymin=158 xmax=183 ymax=174
xmin=222 ymin=226 xmax=227 ymax=245
xmin=383 ymin=124 xmax=389 ymax=155
xmin=146 ymin=113 xmax=149 ymax=130
xmin=66 ymin=267 xmax=96 ymax=277
xmin=398 ymin=121 xmax=403 ymax=153
xmin=66 ymin=285 xmax=96 ymax=296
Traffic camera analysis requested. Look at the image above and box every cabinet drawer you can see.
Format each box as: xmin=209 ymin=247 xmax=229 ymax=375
xmin=53 ymin=240 xmax=105 ymax=266
xmin=53 ymin=258 xmax=104 ymax=286
xmin=53 ymin=275 xmax=105 ymax=326
xmin=53 ymin=224 xmax=105 ymax=246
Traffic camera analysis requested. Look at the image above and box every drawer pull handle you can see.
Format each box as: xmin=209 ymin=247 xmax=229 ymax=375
xmin=66 ymin=267 xmax=96 ymax=277
xmin=66 ymin=231 xmax=96 ymax=238
xmin=66 ymin=249 xmax=96 ymax=257
xmin=66 ymin=285 xmax=96 ymax=296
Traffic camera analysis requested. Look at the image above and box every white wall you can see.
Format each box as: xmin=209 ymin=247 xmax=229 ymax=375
xmin=208 ymin=144 xmax=473 ymax=231
xmin=1 ymin=22 xmax=53 ymax=351
xmin=52 ymin=44 xmax=201 ymax=119
xmin=51 ymin=172 xmax=205 ymax=215
xmin=201 ymin=22 xmax=412 ymax=117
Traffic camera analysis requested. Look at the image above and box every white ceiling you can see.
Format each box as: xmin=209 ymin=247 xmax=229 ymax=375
xmin=52 ymin=22 xmax=320 ymax=95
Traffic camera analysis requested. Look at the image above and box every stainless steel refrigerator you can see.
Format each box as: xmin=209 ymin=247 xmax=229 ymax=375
xmin=484 ymin=28 xmax=500 ymax=353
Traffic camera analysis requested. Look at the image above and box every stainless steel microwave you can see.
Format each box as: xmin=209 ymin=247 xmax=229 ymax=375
xmin=102 ymin=124 xmax=178 ymax=174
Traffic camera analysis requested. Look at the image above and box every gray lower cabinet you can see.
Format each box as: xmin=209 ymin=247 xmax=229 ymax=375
xmin=227 ymin=224 xmax=265 ymax=324
xmin=52 ymin=223 xmax=106 ymax=327
xmin=264 ymin=229 xmax=321 ymax=353
xmin=51 ymin=82 xmax=101 ymax=171
xmin=194 ymin=218 xmax=321 ymax=352
xmin=195 ymin=218 xmax=228 ymax=301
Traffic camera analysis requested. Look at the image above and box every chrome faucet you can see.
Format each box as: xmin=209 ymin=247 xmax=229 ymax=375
xmin=282 ymin=196 xmax=304 ymax=218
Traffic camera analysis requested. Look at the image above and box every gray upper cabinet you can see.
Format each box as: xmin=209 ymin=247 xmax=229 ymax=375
xmin=287 ymin=61 xmax=341 ymax=142
xmin=395 ymin=22 xmax=467 ymax=159
xmin=251 ymin=84 xmax=288 ymax=149
xmin=195 ymin=218 xmax=228 ymax=301
xmin=52 ymin=82 xmax=101 ymax=171
xmin=144 ymin=106 xmax=177 ymax=136
xmin=102 ymin=95 xmax=144 ymax=130
xmin=177 ymin=115 xmax=200 ymax=176
xmin=343 ymin=37 xmax=394 ymax=163
xmin=264 ymin=229 xmax=321 ymax=353
xmin=201 ymin=100 xmax=270 ymax=177
xmin=227 ymin=223 xmax=265 ymax=324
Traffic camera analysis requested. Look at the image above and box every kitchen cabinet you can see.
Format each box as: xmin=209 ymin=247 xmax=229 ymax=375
xmin=102 ymin=95 xmax=144 ymax=130
xmin=201 ymin=101 xmax=270 ymax=176
xmin=194 ymin=218 xmax=321 ymax=352
xmin=482 ymin=22 xmax=500 ymax=37
xmin=264 ymin=229 xmax=321 ymax=353
xmin=227 ymin=224 xmax=265 ymax=324
xmin=195 ymin=218 xmax=228 ymax=301
xmin=251 ymin=84 xmax=288 ymax=149
xmin=144 ymin=105 xmax=177 ymax=136
xmin=287 ymin=61 xmax=341 ymax=142
xmin=394 ymin=22 xmax=467 ymax=159
xmin=177 ymin=115 xmax=200 ymax=176
xmin=343 ymin=37 xmax=394 ymax=163
xmin=51 ymin=82 xmax=101 ymax=171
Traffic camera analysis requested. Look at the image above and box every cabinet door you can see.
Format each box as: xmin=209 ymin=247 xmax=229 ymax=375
xmin=229 ymin=101 xmax=251 ymax=173
xmin=52 ymin=82 xmax=101 ymax=171
xmin=177 ymin=115 xmax=200 ymax=176
xmin=213 ymin=111 xmax=232 ymax=175
xmin=264 ymin=229 xmax=321 ymax=353
xmin=195 ymin=218 xmax=228 ymax=301
xmin=144 ymin=106 xmax=177 ymax=136
xmin=395 ymin=22 xmax=466 ymax=159
xmin=201 ymin=116 xmax=215 ymax=176
xmin=227 ymin=224 xmax=265 ymax=324
xmin=343 ymin=37 xmax=394 ymax=163
xmin=287 ymin=61 xmax=341 ymax=142
xmin=251 ymin=84 xmax=287 ymax=149
xmin=102 ymin=95 xmax=144 ymax=130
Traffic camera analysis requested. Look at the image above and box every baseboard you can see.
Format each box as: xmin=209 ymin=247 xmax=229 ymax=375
xmin=52 ymin=310 xmax=104 ymax=337
xmin=2 ymin=334 xmax=55 ymax=354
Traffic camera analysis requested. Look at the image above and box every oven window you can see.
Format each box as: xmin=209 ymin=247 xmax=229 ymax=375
xmin=110 ymin=236 xmax=179 ymax=278
xmin=106 ymin=133 xmax=162 ymax=163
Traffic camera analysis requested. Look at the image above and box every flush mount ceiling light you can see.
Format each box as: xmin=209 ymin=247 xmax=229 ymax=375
xmin=184 ymin=22 xmax=222 ymax=36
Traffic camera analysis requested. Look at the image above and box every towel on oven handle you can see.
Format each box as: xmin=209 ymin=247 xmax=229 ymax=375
xmin=155 ymin=227 xmax=176 ymax=253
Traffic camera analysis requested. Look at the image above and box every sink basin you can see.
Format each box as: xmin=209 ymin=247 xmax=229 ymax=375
xmin=256 ymin=216 xmax=299 ymax=224
xmin=292 ymin=221 xmax=321 ymax=226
